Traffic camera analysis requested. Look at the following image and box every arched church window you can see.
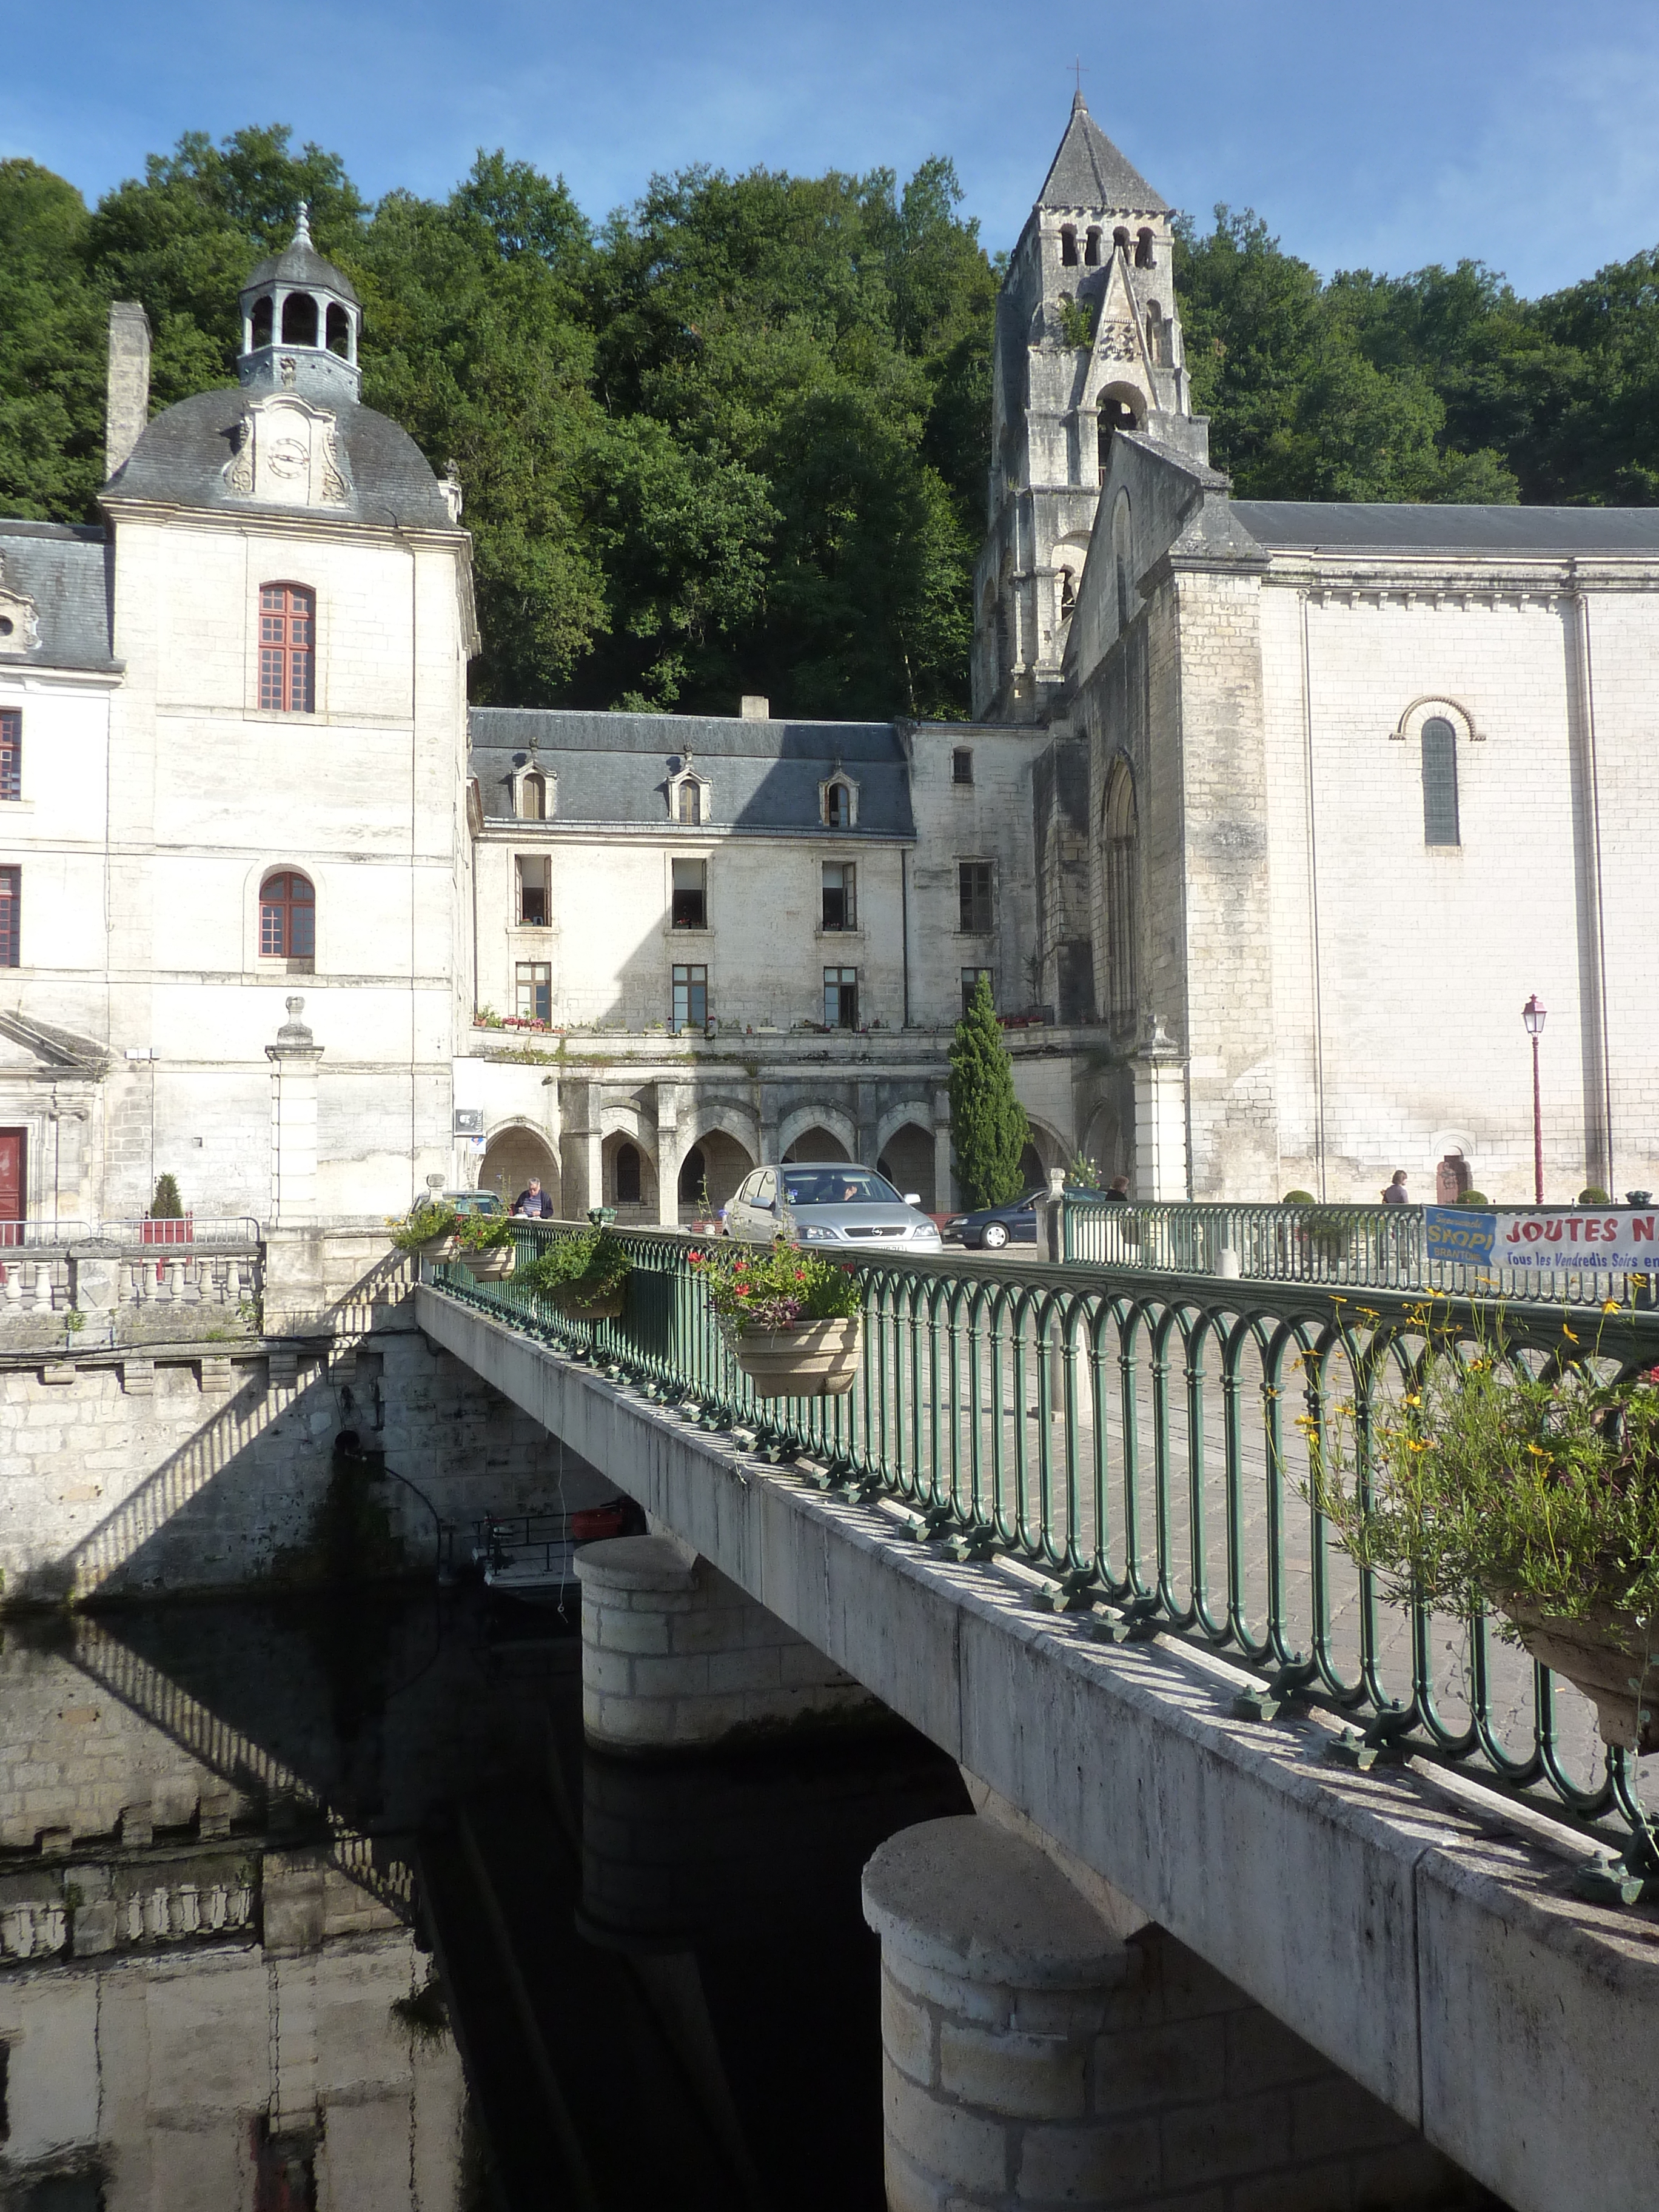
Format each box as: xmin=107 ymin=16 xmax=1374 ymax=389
xmin=1135 ymin=229 xmax=1156 ymax=268
xmin=1102 ymin=762 xmax=1138 ymax=1025
xmin=1085 ymin=227 xmax=1102 ymax=266
xmin=1060 ymin=225 xmax=1079 ymax=267
xmin=1113 ymin=227 xmax=1130 ymax=255
xmin=281 ymin=292 xmax=319 ymax=346
xmin=1421 ymin=717 xmax=1460 ymax=846
xmin=615 ymin=1142 xmax=642 ymax=1205
xmin=326 ymin=302 xmax=352 ymax=358
xmin=260 ymin=870 xmax=315 ymax=961
xmin=250 ymin=294 xmax=274 ymax=349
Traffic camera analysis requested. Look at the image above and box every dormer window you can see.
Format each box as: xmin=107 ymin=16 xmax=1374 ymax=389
xmin=679 ymin=780 xmax=702 ymax=826
xmin=823 ymin=779 xmax=856 ymax=830
xmin=519 ymin=769 xmax=546 ymax=820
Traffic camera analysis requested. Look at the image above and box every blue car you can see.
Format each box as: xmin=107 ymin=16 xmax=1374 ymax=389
xmin=944 ymin=1190 xmax=1044 ymax=1250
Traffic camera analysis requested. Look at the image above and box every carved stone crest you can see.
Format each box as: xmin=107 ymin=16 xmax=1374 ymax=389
xmin=0 ymin=558 xmax=41 ymax=654
xmin=1098 ymin=321 xmax=1138 ymax=361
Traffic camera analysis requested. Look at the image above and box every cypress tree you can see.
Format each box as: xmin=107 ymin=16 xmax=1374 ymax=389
xmin=948 ymin=976 xmax=1027 ymax=1208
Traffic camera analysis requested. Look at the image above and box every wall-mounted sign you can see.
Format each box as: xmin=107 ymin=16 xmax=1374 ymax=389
xmin=453 ymin=1108 xmax=484 ymax=1136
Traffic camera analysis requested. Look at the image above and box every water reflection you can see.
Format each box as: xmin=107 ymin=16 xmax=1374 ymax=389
xmin=0 ymin=1592 xmax=965 ymax=2209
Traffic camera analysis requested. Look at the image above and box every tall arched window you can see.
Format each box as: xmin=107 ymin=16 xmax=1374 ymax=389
xmin=259 ymin=584 xmax=315 ymax=712
xmin=677 ymin=779 xmax=702 ymax=826
xmin=519 ymin=770 xmax=546 ymax=820
xmin=1421 ymin=717 xmax=1460 ymax=846
xmin=260 ymin=871 xmax=315 ymax=960
xmin=1135 ymin=229 xmax=1155 ymax=268
xmin=1085 ymin=227 xmax=1102 ymax=266
xmin=1103 ymin=762 xmax=1138 ymax=1025
xmin=1060 ymin=225 xmax=1079 ymax=267
xmin=824 ymin=780 xmax=851 ymax=829
xmin=250 ymin=294 xmax=274 ymax=348
xmin=281 ymin=292 xmax=319 ymax=346
xmin=615 ymin=1142 xmax=642 ymax=1204
xmin=1113 ymin=227 xmax=1131 ymax=255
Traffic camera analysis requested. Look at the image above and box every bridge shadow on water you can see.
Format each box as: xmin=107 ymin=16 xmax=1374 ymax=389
xmin=15 ymin=1581 xmax=967 ymax=2211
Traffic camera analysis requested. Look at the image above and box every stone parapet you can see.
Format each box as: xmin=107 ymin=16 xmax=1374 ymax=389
xmin=575 ymin=1533 xmax=884 ymax=1754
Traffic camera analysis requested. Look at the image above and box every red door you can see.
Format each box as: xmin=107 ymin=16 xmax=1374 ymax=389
xmin=0 ymin=1128 xmax=22 ymax=1247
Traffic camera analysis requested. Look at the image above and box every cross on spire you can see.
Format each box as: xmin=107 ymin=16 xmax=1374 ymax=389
xmin=1069 ymin=56 xmax=1088 ymax=98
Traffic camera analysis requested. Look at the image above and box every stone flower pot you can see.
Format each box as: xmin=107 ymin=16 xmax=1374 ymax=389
xmin=456 ymin=1245 xmax=515 ymax=1281
xmin=416 ymin=1232 xmax=458 ymax=1263
xmin=730 ymin=1316 xmax=862 ymax=1399
xmin=553 ymin=1281 xmax=627 ymax=1321
xmin=1500 ymin=1594 xmax=1659 ymax=1752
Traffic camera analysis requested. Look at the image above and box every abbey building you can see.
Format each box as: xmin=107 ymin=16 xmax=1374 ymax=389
xmin=1 ymin=105 xmax=1655 ymax=1235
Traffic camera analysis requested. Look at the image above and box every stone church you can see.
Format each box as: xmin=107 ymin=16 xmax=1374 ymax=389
xmin=1 ymin=103 xmax=1655 ymax=1236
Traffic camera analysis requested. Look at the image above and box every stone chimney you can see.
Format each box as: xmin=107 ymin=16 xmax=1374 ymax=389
xmin=105 ymin=302 xmax=152 ymax=478
xmin=740 ymin=694 xmax=769 ymax=720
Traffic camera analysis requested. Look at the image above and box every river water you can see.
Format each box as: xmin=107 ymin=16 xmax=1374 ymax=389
xmin=0 ymin=1586 xmax=969 ymax=2209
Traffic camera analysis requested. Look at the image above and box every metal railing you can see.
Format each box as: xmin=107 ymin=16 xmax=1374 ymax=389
xmin=427 ymin=1221 xmax=1659 ymax=1862
xmin=1063 ymin=1197 xmax=1648 ymax=1306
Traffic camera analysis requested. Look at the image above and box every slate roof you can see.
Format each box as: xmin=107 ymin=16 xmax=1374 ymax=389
xmin=244 ymin=212 xmax=360 ymax=306
xmin=1232 ymin=502 xmax=1659 ymax=556
xmin=0 ymin=521 xmax=116 ymax=671
xmin=1038 ymin=95 xmax=1168 ymax=213
xmin=105 ymin=389 xmax=452 ymax=529
xmin=469 ymin=708 xmax=916 ymax=837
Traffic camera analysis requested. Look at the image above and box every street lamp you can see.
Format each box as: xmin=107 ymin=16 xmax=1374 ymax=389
xmin=1522 ymin=995 xmax=1546 ymax=1205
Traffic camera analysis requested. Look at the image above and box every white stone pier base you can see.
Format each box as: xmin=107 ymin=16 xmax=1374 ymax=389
xmin=862 ymin=1815 xmax=1483 ymax=2212
xmin=574 ymin=1533 xmax=885 ymax=1754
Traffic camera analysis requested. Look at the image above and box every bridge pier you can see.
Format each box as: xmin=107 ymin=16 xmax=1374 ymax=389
xmin=863 ymin=1815 xmax=1483 ymax=2212
xmin=574 ymin=1534 xmax=883 ymax=1754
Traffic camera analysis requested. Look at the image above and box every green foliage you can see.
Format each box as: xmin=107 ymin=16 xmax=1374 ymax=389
xmin=386 ymin=1199 xmax=458 ymax=1251
xmin=689 ymin=1235 xmax=862 ymax=1335
xmin=1056 ymin=294 xmax=1096 ymax=349
xmin=1580 ymin=1187 xmax=1612 ymax=1205
xmin=1307 ymin=1323 xmax=1659 ymax=1630
xmin=514 ymin=1226 xmax=632 ymax=1298
xmin=1068 ymin=1151 xmax=1103 ymax=1191
xmin=1458 ymin=1190 xmax=1491 ymax=1208
xmin=949 ymin=976 xmax=1027 ymax=1209
xmin=149 ymin=1173 xmax=183 ymax=1219
xmin=1281 ymin=1189 xmax=1316 ymax=1205
xmin=455 ymin=1212 xmax=514 ymax=1252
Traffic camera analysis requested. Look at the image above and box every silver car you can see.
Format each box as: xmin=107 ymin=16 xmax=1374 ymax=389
xmin=723 ymin=1162 xmax=943 ymax=1251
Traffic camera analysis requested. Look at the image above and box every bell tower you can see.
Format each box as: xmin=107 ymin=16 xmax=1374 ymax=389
xmin=237 ymin=204 xmax=363 ymax=408
xmin=971 ymin=98 xmax=1201 ymax=721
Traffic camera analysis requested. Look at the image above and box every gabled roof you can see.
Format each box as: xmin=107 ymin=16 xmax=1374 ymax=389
xmin=1230 ymin=501 xmax=1659 ymax=556
xmin=1038 ymin=94 xmax=1168 ymax=213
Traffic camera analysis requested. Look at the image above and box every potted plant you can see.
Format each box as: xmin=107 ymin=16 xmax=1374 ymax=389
xmin=454 ymin=1213 xmax=517 ymax=1279
xmin=387 ymin=1199 xmax=460 ymax=1262
xmin=691 ymin=1235 xmax=863 ymax=1398
xmin=142 ymin=1173 xmax=193 ymax=1247
xmin=1307 ymin=1318 xmax=1659 ymax=1752
xmin=514 ymin=1226 xmax=632 ymax=1319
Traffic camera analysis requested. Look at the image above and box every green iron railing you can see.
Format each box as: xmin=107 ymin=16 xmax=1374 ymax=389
xmin=430 ymin=1221 xmax=1659 ymax=1877
xmin=1063 ymin=1195 xmax=1648 ymax=1306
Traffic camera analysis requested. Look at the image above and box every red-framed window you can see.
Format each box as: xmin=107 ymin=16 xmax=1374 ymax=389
xmin=258 ymin=584 xmax=316 ymax=713
xmin=260 ymin=870 xmax=315 ymax=959
xmin=0 ymin=866 xmax=17 ymax=967
xmin=0 ymin=711 xmax=19 ymax=803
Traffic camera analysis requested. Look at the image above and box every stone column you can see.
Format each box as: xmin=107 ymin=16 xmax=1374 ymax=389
xmin=863 ymin=1813 xmax=1476 ymax=2212
xmin=1131 ymin=1015 xmax=1188 ymax=1202
xmin=654 ymin=1081 xmax=685 ymax=1227
xmin=932 ymin=1088 xmax=954 ymax=1215
xmin=264 ymin=998 xmax=324 ymax=1228
xmin=575 ymin=1535 xmax=882 ymax=1754
xmin=557 ymin=1079 xmax=602 ymax=1218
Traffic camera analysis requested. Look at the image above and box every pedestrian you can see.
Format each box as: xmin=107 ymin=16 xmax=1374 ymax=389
xmin=1381 ymin=1170 xmax=1409 ymax=1205
xmin=513 ymin=1177 xmax=552 ymax=1218
xmin=1104 ymin=1175 xmax=1130 ymax=1202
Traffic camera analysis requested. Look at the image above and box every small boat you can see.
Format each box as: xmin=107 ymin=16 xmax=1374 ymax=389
xmin=472 ymin=1504 xmax=631 ymax=1606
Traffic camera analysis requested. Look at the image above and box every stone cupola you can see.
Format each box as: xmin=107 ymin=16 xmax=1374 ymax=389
xmin=238 ymin=206 xmax=362 ymax=406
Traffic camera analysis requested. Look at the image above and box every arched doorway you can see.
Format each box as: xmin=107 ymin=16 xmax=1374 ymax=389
xmin=677 ymin=1131 xmax=754 ymax=1221
xmin=481 ymin=1127 xmax=558 ymax=1210
xmin=782 ymin=1126 xmax=850 ymax=1164
xmin=1018 ymin=1142 xmax=1045 ymax=1194
xmin=603 ymin=1131 xmax=657 ymax=1220
xmin=876 ymin=1124 xmax=934 ymax=1210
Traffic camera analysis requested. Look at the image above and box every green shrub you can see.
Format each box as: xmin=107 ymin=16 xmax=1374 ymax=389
xmin=386 ymin=1200 xmax=458 ymax=1252
xmin=1281 ymin=1190 xmax=1315 ymax=1205
xmin=1580 ymin=1187 xmax=1612 ymax=1205
xmin=149 ymin=1173 xmax=184 ymax=1219
xmin=514 ymin=1227 xmax=631 ymax=1301
xmin=1458 ymin=1190 xmax=1490 ymax=1208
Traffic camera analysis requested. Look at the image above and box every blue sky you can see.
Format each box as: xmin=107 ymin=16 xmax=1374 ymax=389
xmin=8 ymin=0 xmax=1659 ymax=297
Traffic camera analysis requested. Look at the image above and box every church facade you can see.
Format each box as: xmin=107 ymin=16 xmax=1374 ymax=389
xmin=2 ymin=105 xmax=1655 ymax=1235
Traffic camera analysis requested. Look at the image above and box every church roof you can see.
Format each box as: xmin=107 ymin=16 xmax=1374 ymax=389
xmin=103 ymin=387 xmax=452 ymax=529
xmin=469 ymin=708 xmax=916 ymax=838
xmin=1232 ymin=501 xmax=1659 ymax=556
xmin=243 ymin=207 xmax=360 ymax=306
xmin=1037 ymin=94 xmax=1168 ymax=213
xmin=0 ymin=520 xmax=116 ymax=671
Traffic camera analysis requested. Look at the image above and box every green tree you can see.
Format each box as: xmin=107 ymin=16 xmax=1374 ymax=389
xmin=0 ymin=160 xmax=106 ymax=518
xmin=949 ymin=977 xmax=1027 ymax=1209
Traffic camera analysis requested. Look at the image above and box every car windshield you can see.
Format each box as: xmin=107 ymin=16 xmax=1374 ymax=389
xmin=782 ymin=1169 xmax=903 ymax=1208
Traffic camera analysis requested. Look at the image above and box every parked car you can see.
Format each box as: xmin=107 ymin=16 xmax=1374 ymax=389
xmin=444 ymin=1189 xmax=503 ymax=1216
xmin=724 ymin=1162 xmax=943 ymax=1251
xmin=944 ymin=1189 xmax=1045 ymax=1250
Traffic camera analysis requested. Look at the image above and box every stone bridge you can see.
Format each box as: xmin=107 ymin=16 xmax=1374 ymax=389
xmin=418 ymin=1279 xmax=1658 ymax=2212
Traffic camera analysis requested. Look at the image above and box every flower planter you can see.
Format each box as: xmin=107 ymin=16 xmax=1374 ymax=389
xmin=456 ymin=1245 xmax=515 ymax=1281
xmin=552 ymin=1282 xmax=627 ymax=1321
xmin=1500 ymin=1594 xmax=1659 ymax=1753
xmin=729 ymin=1316 xmax=862 ymax=1399
xmin=417 ymin=1233 xmax=458 ymax=1263
xmin=141 ymin=1215 xmax=193 ymax=1247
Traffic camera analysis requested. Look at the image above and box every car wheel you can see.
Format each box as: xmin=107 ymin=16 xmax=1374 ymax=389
xmin=982 ymin=1221 xmax=1010 ymax=1250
